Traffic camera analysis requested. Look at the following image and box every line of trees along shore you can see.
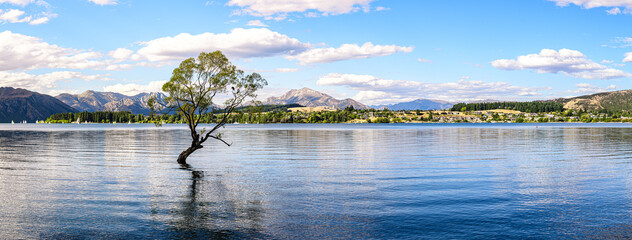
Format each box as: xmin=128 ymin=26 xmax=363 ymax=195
xmin=46 ymin=108 xmax=392 ymax=124
xmin=451 ymin=102 xmax=564 ymax=113
xmin=45 ymin=106 xmax=632 ymax=124
xmin=47 ymin=111 xmax=147 ymax=123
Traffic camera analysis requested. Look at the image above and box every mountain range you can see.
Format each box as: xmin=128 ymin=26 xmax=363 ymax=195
xmin=56 ymin=91 xmax=167 ymax=115
xmin=0 ymin=87 xmax=76 ymax=123
xmin=5 ymin=85 xmax=632 ymax=123
xmin=372 ymin=99 xmax=455 ymax=111
xmin=264 ymin=88 xmax=368 ymax=109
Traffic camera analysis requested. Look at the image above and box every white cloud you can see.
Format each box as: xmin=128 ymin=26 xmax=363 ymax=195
xmin=133 ymin=61 xmax=177 ymax=68
xmin=0 ymin=31 xmax=105 ymax=71
xmin=227 ymin=0 xmax=375 ymax=19
xmin=88 ymin=0 xmax=117 ymax=5
xmin=567 ymin=68 xmax=630 ymax=79
xmin=550 ymin=0 xmax=632 ymax=14
xmin=256 ymin=87 xmax=291 ymax=100
xmin=0 ymin=0 xmax=34 ymax=6
xmin=3 ymin=0 xmax=118 ymax=6
xmin=417 ymin=58 xmax=432 ymax=63
xmin=568 ymin=83 xmax=616 ymax=95
xmin=0 ymin=9 xmax=55 ymax=25
xmin=28 ymin=16 xmax=48 ymax=25
xmin=603 ymin=37 xmax=632 ymax=48
xmin=275 ymin=67 xmax=299 ymax=72
xmin=246 ymin=20 xmax=268 ymax=27
xmin=0 ymin=0 xmax=57 ymax=25
xmin=601 ymin=59 xmax=613 ymax=63
xmin=491 ymin=48 xmax=631 ymax=79
xmin=304 ymin=12 xmax=319 ymax=17
xmin=617 ymin=37 xmax=632 ymax=47
xmin=102 ymin=81 xmax=167 ymax=96
xmin=375 ymin=6 xmax=390 ymax=11
xmin=108 ymin=48 xmax=134 ymax=60
xmin=624 ymin=52 xmax=632 ymax=62
xmin=606 ymin=7 xmax=622 ymax=14
xmin=0 ymin=71 xmax=104 ymax=92
xmin=101 ymin=63 xmax=133 ymax=71
xmin=129 ymin=29 xmax=411 ymax=67
xmin=317 ymin=73 xmax=549 ymax=104
xmin=286 ymin=42 xmax=413 ymax=65
xmin=45 ymin=89 xmax=81 ymax=96
xmin=0 ymin=9 xmax=31 ymax=23
xmin=136 ymin=28 xmax=309 ymax=61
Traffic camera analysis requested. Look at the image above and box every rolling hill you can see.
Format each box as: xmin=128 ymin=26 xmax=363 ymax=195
xmin=553 ymin=89 xmax=632 ymax=112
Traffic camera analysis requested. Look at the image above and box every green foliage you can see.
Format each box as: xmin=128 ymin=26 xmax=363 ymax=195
xmin=451 ymin=101 xmax=564 ymax=113
xmin=47 ymin=102 xmax=632 ymax=125
xmin=373 ymin=117 xmax=390 ymax=123
xmin=155 ymin=51 xmax=267 ymax=120
xmin=149 ymin=51 xmax=267 ymax=154
xmin=47 ymin=111 xmax=145 ymax=123
xmin=491 ymin=113 xmax=501 ymax=121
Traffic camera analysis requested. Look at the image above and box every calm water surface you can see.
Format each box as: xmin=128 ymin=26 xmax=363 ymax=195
xmin=2 ymin=123 xmax=632 ymax=239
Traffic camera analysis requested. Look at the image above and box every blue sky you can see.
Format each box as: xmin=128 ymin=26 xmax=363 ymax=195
xmin=1 ymin=0 xmax=631 ymax=105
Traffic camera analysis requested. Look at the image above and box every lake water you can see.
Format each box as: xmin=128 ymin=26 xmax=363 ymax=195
xmin=2 ymin=123 xmax=632 ymax=239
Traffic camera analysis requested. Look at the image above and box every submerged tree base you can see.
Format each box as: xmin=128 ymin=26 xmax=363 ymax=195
xmin=177 ymin=145 xmax=203 ymax=164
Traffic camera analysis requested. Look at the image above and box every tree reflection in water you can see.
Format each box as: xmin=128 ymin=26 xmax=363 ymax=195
xmin=164 ymin=163 xmax=268 ymax=239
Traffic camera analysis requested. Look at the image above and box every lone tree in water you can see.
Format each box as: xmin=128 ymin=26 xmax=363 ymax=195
xmin=149 ymin=51 xmax=266 ymax=164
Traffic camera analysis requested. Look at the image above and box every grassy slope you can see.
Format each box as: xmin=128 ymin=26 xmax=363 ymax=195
xmin=553 ymin=90 xmax=632 ymax=111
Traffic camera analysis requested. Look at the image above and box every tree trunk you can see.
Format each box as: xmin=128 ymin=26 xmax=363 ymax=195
xmin=177 ymin=144 xmax=203 ymax=164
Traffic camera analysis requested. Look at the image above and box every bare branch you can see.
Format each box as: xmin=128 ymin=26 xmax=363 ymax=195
xmin=208 ymin=135 xmax=232 ymax=146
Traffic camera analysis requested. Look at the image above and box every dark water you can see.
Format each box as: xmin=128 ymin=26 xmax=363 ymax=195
xmin=2 ymin=123 xmax=632 ymax=239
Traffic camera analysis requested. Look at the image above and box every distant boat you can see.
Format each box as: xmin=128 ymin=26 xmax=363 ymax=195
xmin=11 ymin=120 xmax=14 ymax=124
xmin=128 ymin=120 xmax=131 ymax=124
